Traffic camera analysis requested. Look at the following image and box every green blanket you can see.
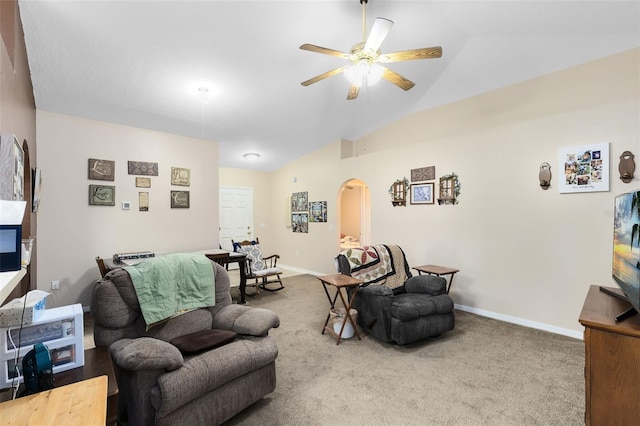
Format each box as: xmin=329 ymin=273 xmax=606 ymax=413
xmin=123 ymin=253 xmax=215 ymax=329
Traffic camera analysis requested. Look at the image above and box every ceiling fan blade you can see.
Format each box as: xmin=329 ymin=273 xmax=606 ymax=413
xmin=381 ymin=67 xmax=415 ymax=91
xmin=364 ymin=18 xmax=393 ymax=53
xmin=299 ymin=44 xmax=350 ymax=59
xmin=347 ymin=85 xmax=360 ymax=101
xmin=301 ymin=66 xmax=348 ymax=87
xmin=379 ymin=46 xmax=443 ymax=63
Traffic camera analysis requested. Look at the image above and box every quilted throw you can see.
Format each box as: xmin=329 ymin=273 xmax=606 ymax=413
xmin=340 ymin=244 xmax=408 ymax=290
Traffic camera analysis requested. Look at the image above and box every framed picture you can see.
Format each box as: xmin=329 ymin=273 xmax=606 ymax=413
xmin=309 ymin=201 xmax=327 ymax=222
xmin=291 ymin=191 xmax=308 ymax=212
xmin=171 ymin=167 xmax=191 ymax=186
xmin=292 ymin=213 xmax=308 ymax=233
xmin=88 ymin=158 xmax=115 ymax=181
xmin=135 ymin=177 xmax=151 ymax=188
xmin=32 ymin=167 xmax=42 ymax=213
xmin=411 ymin=166 xmax=435 ymax=182
xmin=410 ymin=183 xmax=434 ymax=205
xmin=128 ymin=161 xmax=158 ymax=176
xmin=139 ymin=192 xmax=149 ymax=211
xmin=558 ymin=142 xmax=609 ymax=193
xmin=171 ymin=190 xmax=190 ymax=208
xmin=89 ymin=184 xmax=115 ymax=206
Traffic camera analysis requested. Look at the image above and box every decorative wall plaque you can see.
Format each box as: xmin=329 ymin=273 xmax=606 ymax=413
xmin=128 ymin=161 xmax=158 ymax=176
xmin=89 ymin=184 xmax=115 ymax=206
xmin=411 ymin=166 xmax=435 ymax=182
xmin=88 ymin=158 xmax=115 ymax=181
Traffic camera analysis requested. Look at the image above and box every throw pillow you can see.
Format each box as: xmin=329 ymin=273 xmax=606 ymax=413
xmin=170 ymin=329 xmax=237 ymax=355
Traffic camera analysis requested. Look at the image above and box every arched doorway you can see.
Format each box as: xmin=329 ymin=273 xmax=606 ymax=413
xmin=338 ymin=178 xmax=371 ymax=251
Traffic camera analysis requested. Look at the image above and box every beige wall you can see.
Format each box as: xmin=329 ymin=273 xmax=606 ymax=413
xmin=36 ymin=112 xmax=219 ymax=309
xmin=221 ymin=48 xmax=640 ymax=337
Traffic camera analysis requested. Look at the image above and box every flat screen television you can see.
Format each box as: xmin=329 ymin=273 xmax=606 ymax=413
xmin=610 ymin=190 xmax=640 ymax=321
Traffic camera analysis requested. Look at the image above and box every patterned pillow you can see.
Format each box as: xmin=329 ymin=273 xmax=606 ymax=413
xmin=237 ymin=244 xmax=265 ymax=273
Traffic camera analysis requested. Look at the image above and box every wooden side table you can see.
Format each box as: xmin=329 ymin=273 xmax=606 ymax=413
xmin=54 ymin=346 xmax=119 ymax=426
xmin=413 ymin=264 xmax=459 ymax=294
xmin=0 ymin=375 xmax=107 ymax=425
xmin=317 ymin=274 xmax=363 ymax=345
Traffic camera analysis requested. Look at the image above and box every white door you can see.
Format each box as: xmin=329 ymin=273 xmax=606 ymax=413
xmin=219 ymin=186 xmax=253 ymax=253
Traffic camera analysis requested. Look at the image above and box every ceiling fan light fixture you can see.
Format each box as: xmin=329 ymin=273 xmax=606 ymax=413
xmin=344 ymin=59 xmax=370 ymax=87
xmin=243 ymin=152 xmax=260 ymax=160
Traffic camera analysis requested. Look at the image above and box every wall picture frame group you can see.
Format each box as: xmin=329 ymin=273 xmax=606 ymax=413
xmin=410 ymin=183 xmax=435 ymax=204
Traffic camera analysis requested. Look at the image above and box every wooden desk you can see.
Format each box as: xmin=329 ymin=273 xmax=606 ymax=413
xmin=0 ymin=375 xmax=107 ymax=425
xmin=579 ymin=285 xmax=640 ymax=425
xmin=317 ymin=274 xmax=363 ymax=345
xmin=413 ymin=264 xmax=459 ymax=294
xmin=103 ymin=250 xmax=250 ymax=304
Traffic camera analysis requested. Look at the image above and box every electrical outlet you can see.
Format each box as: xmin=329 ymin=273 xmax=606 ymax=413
xmin=51 ymin=280 xmax=60 ymax=290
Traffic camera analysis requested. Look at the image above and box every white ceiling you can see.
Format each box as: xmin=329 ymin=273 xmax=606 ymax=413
xmin=19 ymin=1 xmax=640 ymax=172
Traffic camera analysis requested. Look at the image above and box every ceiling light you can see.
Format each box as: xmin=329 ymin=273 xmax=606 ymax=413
xmin=196 ymin=87 xmax=211 ymax=104
xmin=243 ymin=153 xmax=260 ymax=160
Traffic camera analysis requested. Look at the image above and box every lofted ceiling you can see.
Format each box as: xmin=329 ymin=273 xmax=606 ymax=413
xmin=19 ymin=1 xmax=640 ymax=172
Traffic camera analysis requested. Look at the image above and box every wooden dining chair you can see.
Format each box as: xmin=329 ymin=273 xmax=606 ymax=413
xmin=205 ymin=252 xmax=230 ymax=268
xmin=95 ymin=256 xmax=108 ymax=278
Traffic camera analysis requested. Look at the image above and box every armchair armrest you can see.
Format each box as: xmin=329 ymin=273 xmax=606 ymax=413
xmin=404 ymin=275 xmax=447 ymax=296
xmin=213 ymin=304 xmax=280 ymax=336
xmin=262 ymin=254 xmax=280 ymax=268
xmin=110 ymin=337 xmax=183 ymax=371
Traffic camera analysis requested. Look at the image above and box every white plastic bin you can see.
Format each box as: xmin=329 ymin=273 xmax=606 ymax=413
xmin=329 ymin=308 xmax=358 ymax=339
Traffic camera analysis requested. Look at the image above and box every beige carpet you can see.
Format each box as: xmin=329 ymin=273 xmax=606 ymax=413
xmin=225 ymin=274 xmax=585 ymax=426
xmin=85 ymin=273 xmax=585 ymax=425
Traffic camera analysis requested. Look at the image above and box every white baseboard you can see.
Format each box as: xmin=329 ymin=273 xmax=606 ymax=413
xmin=455 ymin=304 xmax=584 ymax=340
xmin=277 ymin=264 xmax=324 ymax=277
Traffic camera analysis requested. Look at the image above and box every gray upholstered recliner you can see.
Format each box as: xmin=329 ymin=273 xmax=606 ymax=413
xmin=90 ymin=260 xmax=280 ymax=426
xmin=336 ymin=244 xmax=455 ymax=345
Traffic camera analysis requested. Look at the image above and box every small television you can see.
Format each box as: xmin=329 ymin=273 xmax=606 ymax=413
xmin=610 ymin=190 xmax=640 ymax=321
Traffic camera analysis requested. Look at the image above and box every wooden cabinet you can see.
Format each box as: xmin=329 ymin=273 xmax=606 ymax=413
xmin=579 ymin=285 xmax=640 ymax=425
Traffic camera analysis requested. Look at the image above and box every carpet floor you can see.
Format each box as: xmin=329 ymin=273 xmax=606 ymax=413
xmin=224 ymin=273 xmax=585 ymax=426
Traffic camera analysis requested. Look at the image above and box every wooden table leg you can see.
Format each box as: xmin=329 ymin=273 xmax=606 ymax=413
xmin=238 ymin=257 xmax=247 ymax=304
xmin=335 ymin=287 xmax=361 ymax=345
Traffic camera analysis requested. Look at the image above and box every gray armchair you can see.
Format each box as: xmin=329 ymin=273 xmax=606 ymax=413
xmin=90 ymin=260 xmax=280 ymax=426
xmin=336 ymin=244 xmax=455 ymax=345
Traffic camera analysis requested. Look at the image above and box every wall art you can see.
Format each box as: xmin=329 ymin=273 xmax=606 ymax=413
xmin=292 ymin=213 xmax=309 ymax=233
xmin=88 ymin=158 xmax=115 ymax=181
xmin=411 ymin=166 xmax=435 ymax=182
xmin=171 ymin=167 xmax=191 ymax=186
xmin=559 ymin=142 xmax=609 ymax=193
xmin=32 ymin=167 xmax=42 ymax=213
xmin=410 ymin=183 xmax=435 ymax=205
xmin=309 ymin=201 xmax=327 ymax=222
xmin=135 ymin=177 xmax=151 ymax=188
xmin=128 ymin=161 xmax=158 ymax=176
xmin=139 ymin=192 xmax=149 ymax=212
xmin=291 ymin=191 xmax=308 ymax=212
xmin=437 ymin=173 xmax=460 ymax=205
xmin=89 ymin=184 xmax=115 ymax=206
xmin=170 ymin=190 xmax=190 ymax=208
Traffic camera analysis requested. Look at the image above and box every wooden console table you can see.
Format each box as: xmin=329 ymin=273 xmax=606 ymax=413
xmin=579 ymin=285 xmax=640 ymax=425
xmin=0 ymin=375 xmax=107 ymax=425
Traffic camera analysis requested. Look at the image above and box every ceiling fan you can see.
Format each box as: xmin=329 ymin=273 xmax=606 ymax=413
xmin=299 ymin=0 xmax=442 ymax=100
